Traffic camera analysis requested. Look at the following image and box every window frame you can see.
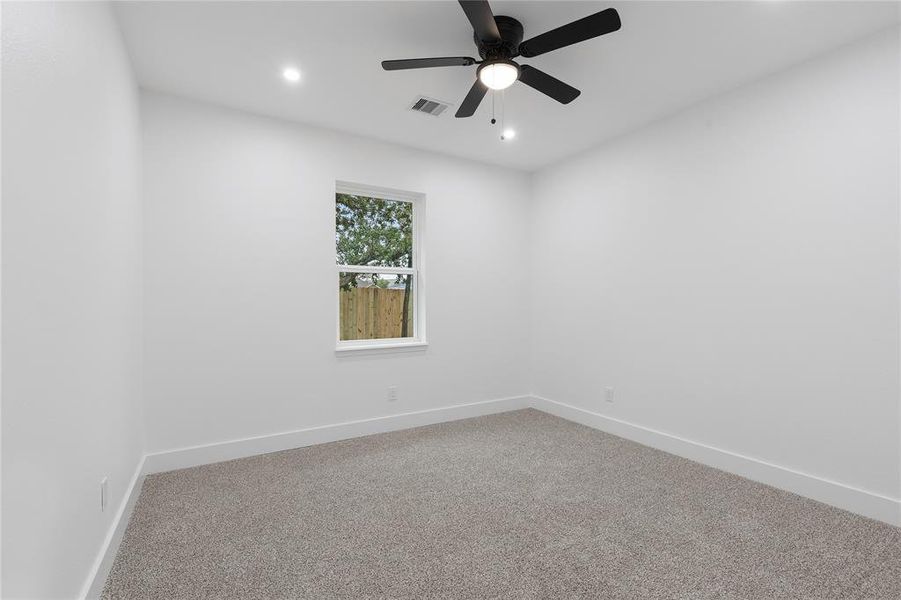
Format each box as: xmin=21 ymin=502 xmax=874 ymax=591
xmin=334 ymin=181 xmax=427 ymax=354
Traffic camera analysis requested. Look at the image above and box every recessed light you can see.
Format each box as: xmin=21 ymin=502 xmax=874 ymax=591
xmin=282 ymin=67 xmax=301 ymax=83
xmin=501 ymin=128 xmax=516 ymax=141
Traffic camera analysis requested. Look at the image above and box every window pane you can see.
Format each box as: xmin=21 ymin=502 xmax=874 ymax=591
xmin=339 ymin=273 xmax=414 ymax=341
xmin=336 ymin=194 xmax=413 ymax=268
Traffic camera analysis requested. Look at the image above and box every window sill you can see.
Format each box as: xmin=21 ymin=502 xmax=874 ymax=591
xmin=335 ymin=340 xmax=429 ymax=356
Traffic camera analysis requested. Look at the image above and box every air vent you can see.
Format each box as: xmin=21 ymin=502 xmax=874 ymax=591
xmin=409 ymin=96 xmax=451 ymax=117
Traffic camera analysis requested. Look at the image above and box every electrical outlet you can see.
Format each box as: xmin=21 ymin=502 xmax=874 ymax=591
xmin=387 ymin=386 xmax=398 ymax=402
xmin=100 ymin=477 xmax=109 ymax=512
xmin=604 ymin=387 xmax=615 ymax=403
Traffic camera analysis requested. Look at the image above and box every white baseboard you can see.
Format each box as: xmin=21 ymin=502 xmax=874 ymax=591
xmin=529 ymin=395 xmax=901 ymax=527
xmin=143 ymin=395 xmax=532 ymax=475
xmin=80 ymin=456 xmax=146 ymax=600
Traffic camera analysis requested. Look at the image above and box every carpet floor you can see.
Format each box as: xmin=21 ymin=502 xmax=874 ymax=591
xmin=102 ymin=409 xmax=901 ymax=599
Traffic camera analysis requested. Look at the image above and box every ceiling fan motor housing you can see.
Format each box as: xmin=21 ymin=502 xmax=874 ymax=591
xmin=474 ymin=15 xmax=524 ymax=60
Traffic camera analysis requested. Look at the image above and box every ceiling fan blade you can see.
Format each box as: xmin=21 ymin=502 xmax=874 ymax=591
xmin=381 ymin=57 xmax=476 ymax=71
xmin=455 ymin=79 xmax=489 ymax=117
xmin=458 ymin=0 xmax=501 ymax=44
xmin=517 ymin=65 xmax=580 ymax=104
xmin=519 ymin=8 xmax=621 ymax=58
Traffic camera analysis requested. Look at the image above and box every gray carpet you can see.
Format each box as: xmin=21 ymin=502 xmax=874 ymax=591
xmin=102 ymin=409 xmax=901 ymax=599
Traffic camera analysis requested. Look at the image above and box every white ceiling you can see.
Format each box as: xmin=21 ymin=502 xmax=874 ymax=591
xmin=114 ymin=1 xmax=899 ymax=171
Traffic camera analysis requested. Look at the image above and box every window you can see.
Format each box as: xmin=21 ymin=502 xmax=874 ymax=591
xmin=335 ymin=182 xmax=425 ymax=351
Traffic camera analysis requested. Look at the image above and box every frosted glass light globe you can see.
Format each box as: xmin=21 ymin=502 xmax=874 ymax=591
xmin=478 ymin=61 xmax=518 ymax=90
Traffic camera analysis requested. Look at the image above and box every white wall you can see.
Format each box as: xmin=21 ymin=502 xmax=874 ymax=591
xmin=1 ymin=2 xmax=144 ymax=599
xmin=530 ymin=28 xmax=901 ymax=506
xmin=140 ymin=91 xmax=531 ymax=454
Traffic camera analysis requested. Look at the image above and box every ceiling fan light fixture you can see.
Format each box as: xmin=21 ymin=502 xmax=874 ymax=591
xmin=380 ymin=2 xmax=621 ymax=118
xmin=477 ymin=60 xmax=519 ymax=90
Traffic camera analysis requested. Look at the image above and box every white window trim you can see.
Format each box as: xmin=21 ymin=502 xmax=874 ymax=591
xmin=335 ymin=181 xmax=427 ymax=354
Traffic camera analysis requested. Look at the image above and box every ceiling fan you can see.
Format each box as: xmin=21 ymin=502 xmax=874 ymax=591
xmin=381 ymin=1 xmax=621 ymax=118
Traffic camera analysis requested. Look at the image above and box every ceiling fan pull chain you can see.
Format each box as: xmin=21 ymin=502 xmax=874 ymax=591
xmin=490 ymin=90 xmax=496 ymax=125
